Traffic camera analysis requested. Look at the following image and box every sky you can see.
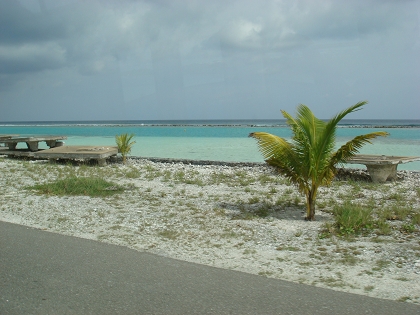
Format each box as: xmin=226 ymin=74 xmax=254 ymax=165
xmin=0 ymin=0 xmax=419 ymax=121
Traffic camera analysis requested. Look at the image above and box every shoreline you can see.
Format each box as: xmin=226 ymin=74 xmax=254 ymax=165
xmin=1 ymin=156 xmax=419 ymax=303
xmin=127 ymin=155 xmax=420 ymax=173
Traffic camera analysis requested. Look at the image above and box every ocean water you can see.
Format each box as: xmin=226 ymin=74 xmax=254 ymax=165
xmin=1 ymin=120 xmax=419 ymax=170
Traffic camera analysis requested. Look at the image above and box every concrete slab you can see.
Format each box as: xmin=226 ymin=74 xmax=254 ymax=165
xmin=0 ymin=148 xmax=36 ymax=158
xmin=34 ymin=145 xmax=118 ymax=165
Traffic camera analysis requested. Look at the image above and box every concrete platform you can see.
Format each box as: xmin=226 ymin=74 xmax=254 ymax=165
xmin=33 ymin=145 xmax=118 ymax=166
xmin=0 ymin=148 xmax=36 ymax=158
xmin=347 ymin=155 xmax=420 ymax=182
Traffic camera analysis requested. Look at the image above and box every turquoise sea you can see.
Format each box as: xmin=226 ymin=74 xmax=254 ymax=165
xmin=1 ymin=119 xmax=420 ymax=170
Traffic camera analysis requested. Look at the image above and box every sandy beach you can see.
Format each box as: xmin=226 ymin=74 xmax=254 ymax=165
xmin=1 ymin=156 xmax=419 ymax=303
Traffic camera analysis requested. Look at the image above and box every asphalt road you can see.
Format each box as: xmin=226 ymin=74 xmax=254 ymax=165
xmin=1 ymin=221 xmax=419 ymax=315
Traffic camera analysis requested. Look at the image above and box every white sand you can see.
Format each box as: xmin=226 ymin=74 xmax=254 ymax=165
xmin=1 ymin=157 xmax=419 ymax=303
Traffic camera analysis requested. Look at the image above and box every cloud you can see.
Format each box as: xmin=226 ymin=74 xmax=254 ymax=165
xmin=1 ymin=0 xmax=415 ymax=76
xmin=0 ymin=42 xmax=66 ymax=74
xmin=0 ymin=0 xmax=419 ymax=121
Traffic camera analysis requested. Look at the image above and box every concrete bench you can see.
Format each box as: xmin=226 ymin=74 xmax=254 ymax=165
xmin=0 ymin=134 xmax=19 ymax=147
xmin=0 ymin=136 xmax=67 ymax=151
xmin=0 ymin=134 xmax=19 ymax=140
xmin=346 ymin=155 xmax=420 ymax=183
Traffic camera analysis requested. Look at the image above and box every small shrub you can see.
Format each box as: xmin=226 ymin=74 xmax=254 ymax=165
xmin=376 ymin=220 xmax=392 ymax=235
xmin=401 ymin=224 xmax=416 ymax=234
xmin=254 ymin=202 xmax=271 ymax=217
xmin=333 ymin=202 xmax=374 ymax=235
xmin=411 ymin=213 xmax=420 ymax=225
xmin=248 ymin=196 xmax=260 ymax=204
xmin=379 ymin=205 xmax=411 ymax=221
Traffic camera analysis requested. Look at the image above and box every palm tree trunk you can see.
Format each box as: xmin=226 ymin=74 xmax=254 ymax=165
xmin=305 ymin=190 xmax=316 ymax=221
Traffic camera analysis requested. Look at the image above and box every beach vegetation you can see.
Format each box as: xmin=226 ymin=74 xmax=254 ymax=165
xmin=401 ymin=223 xmax=416 ymax=234
xmin=123 ymin=167 xmax=142 ymax=178
xmin=331 ymin=201 xmax=375 ymax=235
xmin=157 ymin=229 xmax=180 ymax=240
xmin=115 ymin=133 xmax=136 ymax=164
xmin=28 ymin=176 xmax=124 ymax=197
xmin=411 ymin=213 xmax=420 ymax=225
xmin=364 ymin=285 xmax=375 ymax=292
xmin=249 ymin=101 xmax=389 ymax=220
xmin=375 ymin=220 xmax=392 ymax=235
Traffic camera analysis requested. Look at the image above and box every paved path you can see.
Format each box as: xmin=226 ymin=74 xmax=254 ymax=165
xmin=1 ymin=221 xmax=419 ymax=315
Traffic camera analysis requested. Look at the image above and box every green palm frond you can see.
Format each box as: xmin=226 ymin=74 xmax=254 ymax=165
xmin=331 ymin=131 xmax=389 ymax=166
xmin=249 ymin=132 xmax=308 ymax=193
xmin=115 ymin=133 xmax=136 ymax=163
xmin=249 ymin=101 xmax=388 ymax=221
xmin=248 ymin=132 xmax=291 ymax=161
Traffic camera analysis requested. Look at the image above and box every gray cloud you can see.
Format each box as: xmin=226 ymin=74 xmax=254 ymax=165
xmin=0 ymin=0 xmax=419 ymax=120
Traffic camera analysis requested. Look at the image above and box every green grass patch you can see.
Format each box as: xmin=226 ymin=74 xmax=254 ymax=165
xmin=332 ymin=202 xmax=374 ymax=235
xmin=28 ymin=176 xmax=124 ymax=197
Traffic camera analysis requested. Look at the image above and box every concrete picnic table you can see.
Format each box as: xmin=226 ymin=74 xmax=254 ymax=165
xmin=0 ymin=134 xmax=19 ymax=140
xmin=0 ymin=135 xmax=67 ymax=151
xmin=346 ymin=154 xmax=420 ymax=183
xmin=0 ymin=134 xmax=19 ymax=146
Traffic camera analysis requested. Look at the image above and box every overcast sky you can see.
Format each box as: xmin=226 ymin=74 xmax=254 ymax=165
xmin=1 ymin=0 xmax=419 ymax=121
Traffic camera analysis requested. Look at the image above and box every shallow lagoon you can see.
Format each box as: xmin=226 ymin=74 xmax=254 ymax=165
xmin=1 ymin=122 xmax=419 ymax=170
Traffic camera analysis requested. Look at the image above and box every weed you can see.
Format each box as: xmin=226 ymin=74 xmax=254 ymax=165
xmin=319 ymin=276 xmax=345 ymax=288
xmin=332 ymin=202 xmax=374 ymax=235
xmin=258 ymin=174 xmax=275 ymax=185
xmin=401 ymin=224 xmax=416 ymax=234
xmin=276 ymin=246 xmax=300 ymax=251
xmin=248 ymin=196 xmax=260 ymax=204
xmin=379 ymin=205 xmax=411 ymax=221
xmin=213 ymin=208 xmax=226 ymax=216
xmin=158 ymin=229 xmax=180 ymax=240
xmin=411 ymin=213 xmax=420 ymax=225
xmin=364 ymin=285 xmax=375 ymax=292
xmin=387 ymin=192 xmax=405 ymax=202
xmin=373 ymin=259 xmax=391 ymax=271
xmin=338 ymin=253 xmax=359 ymax=266
xmin=397 ymin=296 xmax=411 ymax=302
xmin=125 ymin=169 xmax=141 ymax=178
xmin=375 ymin=220 xmax=392 ymax=235
xmin=255 ymin=207 xmax=270 ymax=218
xmin=28 ymin=177 xmax=124 ymax=197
